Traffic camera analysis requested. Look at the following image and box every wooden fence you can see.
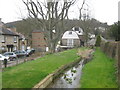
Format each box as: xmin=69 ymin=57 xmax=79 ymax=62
xmin=100 ymin=41 xmax=120 ymax=86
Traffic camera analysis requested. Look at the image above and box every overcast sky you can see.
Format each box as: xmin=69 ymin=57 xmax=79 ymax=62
xmin=118 ymin=1 xmax=120 ymax=21
xmin=0 ymin=0 xmax=119 ymax=25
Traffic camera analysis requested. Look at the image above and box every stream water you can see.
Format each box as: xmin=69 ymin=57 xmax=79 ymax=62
xmin=47 ymin=59 xmax=84 ymax=88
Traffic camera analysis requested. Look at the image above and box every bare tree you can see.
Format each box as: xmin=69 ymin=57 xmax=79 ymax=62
xmin=22 ymin=0 xmax=76 ymax=53
xmin=78 ymin=0 xmax=94 ymax=44
xmin=79 ymin=0 xmax=86 ymax=20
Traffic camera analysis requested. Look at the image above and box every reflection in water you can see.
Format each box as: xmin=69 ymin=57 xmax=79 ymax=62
xmin=47 ymin=60 xmax=84 ymax=88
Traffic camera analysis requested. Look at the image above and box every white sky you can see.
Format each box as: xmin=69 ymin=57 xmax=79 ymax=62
xmin=118 ymin=1 xmax=120 ymax=21
xmin=0 ymin=0 xmax=119 ymax=25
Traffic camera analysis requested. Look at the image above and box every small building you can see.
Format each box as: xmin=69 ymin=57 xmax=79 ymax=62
xmin=88 ymin=33 xmax=96 ymax=39
xmin=32 ymin=30 xmax=47 ymax=52
xmin=60 ymin=31 xmax=80 ymax=49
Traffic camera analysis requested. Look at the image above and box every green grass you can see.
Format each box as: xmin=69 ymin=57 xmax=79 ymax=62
xmin=2 ymin=49 xmax=79 ymax=88
xmin=80 ymin=48 xmax=118 ymax=88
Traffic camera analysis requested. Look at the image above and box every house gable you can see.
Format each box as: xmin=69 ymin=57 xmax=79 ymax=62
xmin=62 ymin=31 xmax=79 ymax=39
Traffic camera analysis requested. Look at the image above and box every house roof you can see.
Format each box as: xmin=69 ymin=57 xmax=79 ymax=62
xmin=0 ymin=27 xmax=18 ymax=36
xmin=62 ymin=31 xmax=79 ymax=39
xmin=87 ymin=38 xmax=96 ymax=45
xmin=32 ymin=30 xmax=43 ymax=33
xmin=72 ymin=27 xmax=84 ymax=35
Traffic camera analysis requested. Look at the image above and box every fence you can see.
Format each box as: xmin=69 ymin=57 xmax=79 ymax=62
xmin=2 ymin=52 xmax=45 ymax=68
xmin=100 ymin=41 xmax=120 ymax=86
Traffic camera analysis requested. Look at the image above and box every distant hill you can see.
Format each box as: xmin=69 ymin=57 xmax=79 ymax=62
xmin=5 ymin=19 xmax=42 ymax=38
xmin=5 ymin=18 xmax=109 ymax=38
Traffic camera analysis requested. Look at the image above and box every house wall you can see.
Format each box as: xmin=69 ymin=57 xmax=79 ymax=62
xmin=61 ymin=39 xmax=80 ymax=47
xmin=79 ymin=35 xmax=85 ymax=41
xmin=0 ymin=35 xmax=3 ymax=53
xmin=32 ymin=32 xmax=47 ymax=52
xmin=18 ymin=39 xmax=28 ymax=50
xmin=0 ymin=35 xmax=19 ymax=52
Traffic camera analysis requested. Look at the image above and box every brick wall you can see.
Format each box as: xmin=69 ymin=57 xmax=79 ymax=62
xmin=32 ymin=32 xmax=47 ymax=52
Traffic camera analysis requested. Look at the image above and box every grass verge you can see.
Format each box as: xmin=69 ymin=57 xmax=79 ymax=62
xmin=2 ymin=49 xmax=79 ymax=88
xmin=80 ymin=48 xmax=118 ymax=88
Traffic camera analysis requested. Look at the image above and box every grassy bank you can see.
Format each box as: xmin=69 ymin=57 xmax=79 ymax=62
xmin=80 ymin=48 xmax=118 ymax=88
xmin=3 ymin=49 xmax=79 ymax=88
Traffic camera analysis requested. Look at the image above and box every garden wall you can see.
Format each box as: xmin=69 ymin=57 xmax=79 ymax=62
xmin=100 ymin=41 xmax=120 ymax=86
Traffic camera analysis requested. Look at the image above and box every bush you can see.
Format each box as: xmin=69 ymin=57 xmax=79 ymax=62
xmin=95 ymin=35 xmax=101 ymax=47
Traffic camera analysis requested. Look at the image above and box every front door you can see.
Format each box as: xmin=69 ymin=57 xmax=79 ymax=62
xmin=7 ymin=45 xmax=14 ymax=52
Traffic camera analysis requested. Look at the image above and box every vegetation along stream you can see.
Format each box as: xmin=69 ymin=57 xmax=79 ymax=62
xmin=47 ymin=49 xmax=94 ymax=88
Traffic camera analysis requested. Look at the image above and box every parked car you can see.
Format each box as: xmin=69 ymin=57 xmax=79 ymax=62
xmin=26 ymin=48 xmax=35 ymax=56
xmin=3 ymin=52 xmax=17 ymax=61
xmin=0 ymin=54 xmax=9 ymax=61
xmin=14 ymin=50 xmax=27 ymax=58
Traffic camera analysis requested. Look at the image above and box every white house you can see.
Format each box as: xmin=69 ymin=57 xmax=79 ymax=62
xmin=72 ymin=27 xmax=84 ymax=36
xmin=60 ymin=31 xmax=80 ymax=48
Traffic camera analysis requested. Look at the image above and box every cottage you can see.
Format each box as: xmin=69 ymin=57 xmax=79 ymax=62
xmin=60 ymin=31 xmax=80 ymax=49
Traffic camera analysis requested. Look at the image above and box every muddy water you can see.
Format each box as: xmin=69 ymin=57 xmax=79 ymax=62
xmin=47 ymin=59 xmax=84 ymax=88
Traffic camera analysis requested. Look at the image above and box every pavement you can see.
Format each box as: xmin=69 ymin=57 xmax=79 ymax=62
xmin=2 ymin=55 xmax=42 ymax=68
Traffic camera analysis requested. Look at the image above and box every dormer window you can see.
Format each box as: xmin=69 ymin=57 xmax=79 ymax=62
xmin=75 ymin=27 xmax=79 ymax=31
xmin=69 ymin=31 xmax=72 ymax=34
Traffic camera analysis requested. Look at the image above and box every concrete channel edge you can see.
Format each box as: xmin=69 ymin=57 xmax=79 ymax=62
xmin=33 ymin=57 xmax=81 ymax=88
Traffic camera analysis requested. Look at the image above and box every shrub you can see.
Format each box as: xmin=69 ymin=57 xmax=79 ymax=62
xmin=95 ymin=35 xmax=101 ymax=47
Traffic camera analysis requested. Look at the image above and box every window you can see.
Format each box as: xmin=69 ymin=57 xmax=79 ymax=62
xmin=1 ymin=46 xmax=5 ymax=50
xmin=1 ymin=36 xmax=6 ymax=43
xmin=67 ymin=39 xmax=74 ymax=46
xmin=69 ymin=31 xmax=72 ymax=35
xmin=14 ymin=36 xmax=17 ymax=43
xmin=75 ymin=27 xmax=79 ymax=31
